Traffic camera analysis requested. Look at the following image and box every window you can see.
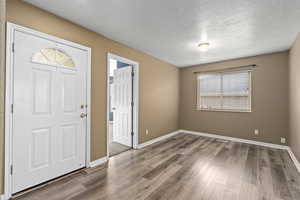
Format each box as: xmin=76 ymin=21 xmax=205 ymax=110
xmin=32 ymin=48 xmax=75 ymax=68
xmin=197 ymin=70 xmax=251 ymax=112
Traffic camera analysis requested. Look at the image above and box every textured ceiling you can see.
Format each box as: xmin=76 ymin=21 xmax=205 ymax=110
xmin=24 ymin=0 xmax=300 ymax=67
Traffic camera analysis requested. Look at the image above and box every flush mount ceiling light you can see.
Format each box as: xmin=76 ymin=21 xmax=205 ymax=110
xmin=198 ymin=42 xmax=210 ymax=52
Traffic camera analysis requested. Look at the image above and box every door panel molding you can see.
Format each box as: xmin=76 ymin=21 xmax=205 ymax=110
xmin=5 ymin=22 xmax=92 ymax=199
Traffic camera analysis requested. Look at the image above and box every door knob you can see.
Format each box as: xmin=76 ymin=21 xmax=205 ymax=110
xmin=80 ymin=113 xmax=87 ymax=118
xmin=112 ymin=107 xmax=116 ymax=110
xmin=81 ymin=104 xmax=88 ymax=109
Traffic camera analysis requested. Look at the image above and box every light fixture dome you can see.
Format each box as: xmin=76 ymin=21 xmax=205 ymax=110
xmin=198 ymin=42 xmax=210 ymax=52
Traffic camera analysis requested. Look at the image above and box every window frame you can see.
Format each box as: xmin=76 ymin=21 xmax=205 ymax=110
xmin=197 ymin=70 xmax=252 ymax=113
xmin=31 ymin=48 xmax=76 ymax=70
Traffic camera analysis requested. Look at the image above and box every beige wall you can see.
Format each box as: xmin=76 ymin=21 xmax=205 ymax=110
xmin=2 ymin=0 xmax=180 ymax=193
xmin=289 ymin=33 xmax=300 ymax=161
xmin=180 ymin=52 xmax=289 ymax=145
xmin=0 ymin=0 xmax=6 ymax=194
xmin=2 ymin=0 xmax=297 ymax=196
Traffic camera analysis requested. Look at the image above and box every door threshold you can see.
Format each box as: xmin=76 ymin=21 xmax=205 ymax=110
xmin=109 ymin=148 xmax=133 ymax=158
xmin=11 ymin=167 xmax=86 ymax=199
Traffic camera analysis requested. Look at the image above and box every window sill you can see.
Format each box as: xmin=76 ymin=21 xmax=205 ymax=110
xmin=197 ymin=108 xmax=252 ymax=113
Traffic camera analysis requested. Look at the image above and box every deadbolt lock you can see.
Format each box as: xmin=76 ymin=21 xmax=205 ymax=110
xmin=80 ymin=113 xmax=87 ymax=118
xmin=80 ymin=104 xmax=84 ymax=109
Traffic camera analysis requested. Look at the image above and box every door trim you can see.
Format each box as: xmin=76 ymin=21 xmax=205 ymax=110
xmin=106 ymin=53 xmax=139 ymax=158
xmin=4 ymin=22 xmax=92 ymax=199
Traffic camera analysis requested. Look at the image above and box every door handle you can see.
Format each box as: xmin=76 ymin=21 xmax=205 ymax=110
xmin=112 ymin=107 xmax=116 ymax=110
xmin=80 ymin=113 xmax=87 ymax=118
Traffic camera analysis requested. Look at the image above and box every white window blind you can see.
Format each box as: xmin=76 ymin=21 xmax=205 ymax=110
xmin=197 ymin=70 xmax=251 ymax=112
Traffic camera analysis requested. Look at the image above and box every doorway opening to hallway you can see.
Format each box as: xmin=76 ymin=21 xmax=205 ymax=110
xmin=107 ymin=53 xmax=139 ymax=157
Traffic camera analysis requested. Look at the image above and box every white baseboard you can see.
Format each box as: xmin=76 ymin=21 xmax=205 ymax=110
xmin=179 ymin=129 xmax=289 ymax=150
xmin=136 ymin=129 xmax=300 ymax=174
xmin=180 ymin=130 xmax=300 ymax=173
xmin=89 ymin=156 xmax=108 ymax=168
xmin=0 ymin=195 xmax=4 ymax=200
xmin=287 ymin=147 xmax=300 ymax=173
xmin=137 ymin=130 xmax=180 ymax=149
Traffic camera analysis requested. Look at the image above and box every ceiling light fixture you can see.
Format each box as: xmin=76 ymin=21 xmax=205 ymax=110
xmin=198 ymin=42 xmax=210 ymax=52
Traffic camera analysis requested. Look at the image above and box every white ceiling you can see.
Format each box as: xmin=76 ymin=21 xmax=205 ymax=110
xmin=24 ymin=0 xmax=300 ymax=67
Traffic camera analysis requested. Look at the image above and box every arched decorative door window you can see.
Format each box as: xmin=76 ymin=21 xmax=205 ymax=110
xmin=32 ymin=48 xmax=75 ymax=68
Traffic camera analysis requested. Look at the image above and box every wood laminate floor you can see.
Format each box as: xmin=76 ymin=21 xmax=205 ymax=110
xmin=109 ymin=142 xmax=131 ymax=157
xmin=13 ymin=133 xmax=300 ymax=200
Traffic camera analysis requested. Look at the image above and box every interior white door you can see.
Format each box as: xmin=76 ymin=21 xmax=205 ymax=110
xmin=12 ymin=30 xmax=87 ymax=193
xmin=112 ymin=66 xmax=132 ymax=147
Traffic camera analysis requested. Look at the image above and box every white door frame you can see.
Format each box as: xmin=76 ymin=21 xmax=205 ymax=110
xmin=4 ymin=23 xmax=92 ymax=199
xmin=106 ymin=53 xmax=139 ymax=157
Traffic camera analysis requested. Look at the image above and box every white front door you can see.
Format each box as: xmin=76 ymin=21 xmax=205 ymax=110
xmin=12 ymin=30 xmax=88 ymax=193
xmin=112 ymin=66 xmax=132 ymax=147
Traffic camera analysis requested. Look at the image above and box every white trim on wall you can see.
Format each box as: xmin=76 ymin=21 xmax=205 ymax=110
xmin=137 ymin=130 xmax=180 ymax=149
xmin=85 ymin=47 xmax=92 ymax=168
xmin=179 ymin=129 xmax=289 ymax=150
xmin=4 ymin=22 xmax=92 ymax=199
xmin=179 ymin=130 xmax=300 ymax=174
xmin=137 ymin=129 xmax=300 ymax=175
xmin=287 ymin=148 xmax=300 ymax=173
xmin=89 ymin=156 xmax=109 ymax=168
xmin=136 ymin=129 xmax=289 ymax=150
xmin=138 ymin=129 xmax=300 ymax=174
xmin=106 ymin=53 xmax=139 ymax=158
xmin=4 ymin=22 xmax=14 ymax=200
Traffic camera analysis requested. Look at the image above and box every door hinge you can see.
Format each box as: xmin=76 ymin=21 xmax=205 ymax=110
xmin=11 ymin=104 xmax=14 ymax=113
xmin=131 ymin=71 xmax=134 ymax=77
xmin=131 ymin=102 xmax=134 ymax=107
xmin=12 ymin=43 xmax=15 ymax=53
xmin=10 ymin=165 xmax=13 ymax=175
xmin=131 ymin=131 xmax=134 ymax=136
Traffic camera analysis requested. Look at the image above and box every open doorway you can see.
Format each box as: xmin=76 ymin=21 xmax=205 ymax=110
xmin=107 ymin=53 xmax=139 ymax=157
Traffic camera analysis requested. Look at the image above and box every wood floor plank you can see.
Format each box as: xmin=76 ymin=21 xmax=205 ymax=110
xmin=257 ymin=147 xmax=276 ymax=200
xmin=279 ymin=151 xmax=300 ymax=200
xmin=142 ymin=154 xmax=182 ymax=180
xmin=13 ymin=134 xmax=300 ymax=200
xmin=237 ymin=144 xmax=258 ymax=200
xmin=268 ymin=149 xmax=293 ymax=200
xmin=144 ymin=139 xmax=228 ymax=200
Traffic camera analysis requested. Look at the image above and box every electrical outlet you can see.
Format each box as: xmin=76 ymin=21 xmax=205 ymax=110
xmin=146 ymin=129 xmax=149 ymax=135
xmin=254 ymin=129 xmax=259 ymax=135
xmin=280 ymin=137 xmax=286 ymax=144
